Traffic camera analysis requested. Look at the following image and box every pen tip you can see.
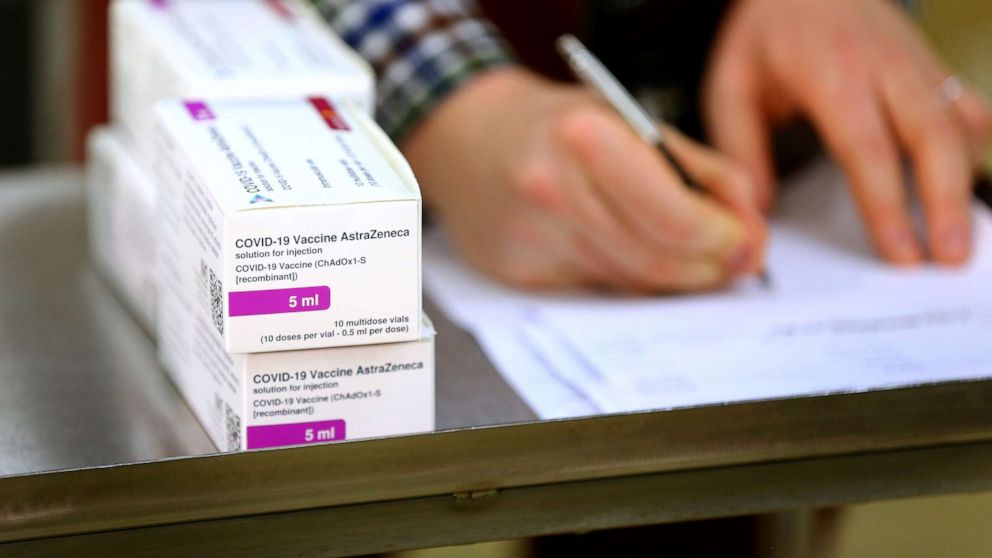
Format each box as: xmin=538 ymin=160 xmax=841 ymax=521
xmin=759 ymin=269 xmax=772 ymax=289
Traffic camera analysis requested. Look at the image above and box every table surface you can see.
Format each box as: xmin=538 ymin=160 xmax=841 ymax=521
xmin=3 ymin=168 xmax=992 ymax=557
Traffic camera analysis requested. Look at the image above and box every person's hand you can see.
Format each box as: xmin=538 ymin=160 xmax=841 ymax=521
xmin=404 ymin=68 xmax=766 ymax=292
xmin=703 ymin=0 xmax=992 ymax=265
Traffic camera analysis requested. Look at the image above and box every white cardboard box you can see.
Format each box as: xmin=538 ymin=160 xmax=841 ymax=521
xmin=162 ymin=297 xmax=435 ymax=451
xmin=86 ymin=126 xmax=158 ymax=333
xmin=155 ymin=96 xmax=422 ymax=353
xmin=111 ymin=0 xmax=374 ymax=167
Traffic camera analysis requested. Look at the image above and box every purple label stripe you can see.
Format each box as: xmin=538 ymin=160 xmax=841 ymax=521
xmin=247 ymin=419 xmax=346 ymax=449
xmin=184 ymin=100 xmax=215 ymax=121
xmin=229 ymin=286 xmax=330 ymax=317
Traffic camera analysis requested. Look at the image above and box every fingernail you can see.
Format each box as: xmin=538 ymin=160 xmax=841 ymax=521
xmin=939 ymin=223 xmax=970 ymax=263
xmin=712 ymin=216 xmax=751 ymax=274
xmin=724 ymin=242 xmax=753 ymax=275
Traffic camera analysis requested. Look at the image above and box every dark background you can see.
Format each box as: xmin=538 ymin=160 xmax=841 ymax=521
xmin=0 ymin=1 xmax=32 ymax=167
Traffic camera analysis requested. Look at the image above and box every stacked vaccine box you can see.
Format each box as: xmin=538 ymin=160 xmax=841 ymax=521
xmin=91 ymin=0 xmax=374 ymax=335
xmin=86 ymin=0 xmax=435 ymax=452
xmin=86 ymin=126 xmax=159 ymax=333
xmin=154 ymin=96 xmax=433 ymax=451
xmin=111 ymin=0 xmax=374 ymax=167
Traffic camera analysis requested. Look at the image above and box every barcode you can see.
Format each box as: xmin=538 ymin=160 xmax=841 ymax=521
xmin=224 ymin=402 xmax=241 ymax=451
xmin=209 ymin=267 xmax=224 ymax=335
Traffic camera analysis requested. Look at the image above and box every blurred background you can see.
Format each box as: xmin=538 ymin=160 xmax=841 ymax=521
xmin=1 ymin=0 xmax=991 ymax=556
xmin=0 ymin=0 xmax=104 ymax=166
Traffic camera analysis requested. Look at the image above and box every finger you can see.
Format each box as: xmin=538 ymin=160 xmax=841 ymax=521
xmin=513 ymin=153 xmax=658 ymax=271
xmin=949 ymin=85 xmax=992 ymax=167
xmin=564 ymin=188 xmax=732 ymax=292
xmin=880 ymin=66 xmax=973 ymax=264
xmin=663 ymin=125 xmax=770 ymax=272
xmin=514 ymin=155 xmax=735 ymax=290
xmin=464 ymin=204 xmax=592 ymax=291
xmin=898 ymin=35 xmax=992 ymax=162
xmin=555 ymin=244 xmax=617 ymax=291
xmin=801 ymin=80 xmax=923 ymax=265
xmin=702 ymin=56 xmax=776 ymax=211
xmin=553 ymin=108 xmax=754 ymax=271
xmin=570 ymin=234 xmax=727 ymax=293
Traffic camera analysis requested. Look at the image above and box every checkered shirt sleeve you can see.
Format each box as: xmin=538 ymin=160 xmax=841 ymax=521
xmin=317 ymin=0 xmax=516 ymax=142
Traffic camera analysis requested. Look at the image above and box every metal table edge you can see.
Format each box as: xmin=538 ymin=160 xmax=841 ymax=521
xmin=3 ymin=377 xmax=992 ymax=543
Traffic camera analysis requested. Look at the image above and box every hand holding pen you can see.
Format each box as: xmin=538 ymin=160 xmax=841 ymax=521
xmin=404 ymin=63 xmax=766 ymax=291
xmin=556 ymin=35 xmax=771 ymax=287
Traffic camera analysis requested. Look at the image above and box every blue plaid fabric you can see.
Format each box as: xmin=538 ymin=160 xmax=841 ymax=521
xmin=317 ymin=0 xmax=515 ymax=142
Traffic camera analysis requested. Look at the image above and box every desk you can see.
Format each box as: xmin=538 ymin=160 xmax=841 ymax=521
xmin=2 ymin=168 xmax=992 ymax=557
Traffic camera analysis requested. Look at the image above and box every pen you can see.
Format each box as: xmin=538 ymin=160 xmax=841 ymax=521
xmin=555 ymin=34 xmax=771 ymax=289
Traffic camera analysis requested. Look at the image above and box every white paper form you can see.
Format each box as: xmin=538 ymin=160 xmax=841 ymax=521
xmin=475 ymin=326 xmax=600 ymax=419
xmin=539 ymin=292 xmax=992 ymax=413
xmin=424 ymin=231 xmax=600 ymax=418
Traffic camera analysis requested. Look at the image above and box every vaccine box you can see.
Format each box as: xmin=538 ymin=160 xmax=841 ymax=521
xmin=165 ymin=302 xmax=435 ymax=452
xmin=154 ymin=96 xmax=422 ymax=353
xmin=86 ymin=126 xmax=158 ymax=334
xmin=111 ymin=0 xmax=374 ymax=166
